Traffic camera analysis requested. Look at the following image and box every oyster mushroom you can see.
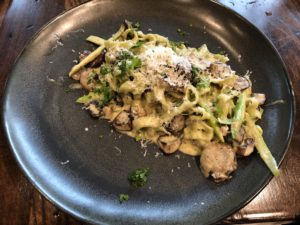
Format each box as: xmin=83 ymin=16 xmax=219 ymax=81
xmin=158 ymin=135 xmax=181 ymax=154
xmin=200 ymin=143 xmax=237 ymax=182
xmin=113 ymin=111 xmax=132 ymax=131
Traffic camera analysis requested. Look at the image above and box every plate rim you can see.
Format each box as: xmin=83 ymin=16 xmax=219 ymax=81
xmin=1 ymin=0 xmax=296 ymax=224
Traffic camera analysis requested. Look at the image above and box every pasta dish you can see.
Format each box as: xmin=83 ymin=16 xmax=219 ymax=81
xmin=68 ymin=21 xmax=279 ymax=182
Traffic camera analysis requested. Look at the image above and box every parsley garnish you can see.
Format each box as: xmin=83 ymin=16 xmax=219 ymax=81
xmin=119 ymin=194 xmax=129 ymax=203
xmin=176 ymin=28 xmax=187 ymax=36
xmin=131 ymin=57 xmax=142 ymax=69
xmin=128 ymin=167 xmax=149 ymax=187
xmin=196 ymin=78 xmax=210 ymax=89
xmin=169 ymin=40 xmax=184 ymax=50
xmin=93 ymin=85 xmax=115 ymax=105
xmin=100 ymin=65 xmax=111 ymax=75
xmin=133 ymin=22 xmax=141 ymax=29
xmin=118 ymin=57 xmax=141 ymax=75
xmin=87 ymin=71 xmax=97 ymax=84
xmin=130 ymin=40 xmax=146 ymax=49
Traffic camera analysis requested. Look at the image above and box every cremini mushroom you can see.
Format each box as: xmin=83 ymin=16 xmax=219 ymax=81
xmin=158 ymin=135 xmax=181 ymax=154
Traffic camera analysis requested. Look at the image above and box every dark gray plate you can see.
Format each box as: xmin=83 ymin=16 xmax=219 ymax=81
xmin=2 ymin=0 xmax=295 ymax=224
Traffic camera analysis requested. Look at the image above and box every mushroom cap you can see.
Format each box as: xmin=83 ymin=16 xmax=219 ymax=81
xmin=158 ymin=135 xmax=181 ymax=154
xmin=200 ymin=143 xmax=237 ymax=182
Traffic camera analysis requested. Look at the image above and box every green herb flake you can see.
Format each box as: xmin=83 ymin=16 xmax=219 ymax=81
xmin=218 ymin=50 xmax=226 ymax=55
xmin=196 ymin=78 xmax=210 ymax=89
xmin=128 ymin=167 xmax=150 ymax=187
xmin=100 ymin=65 xmax=111 ymax=75
xmin=131 ymin=57 xmax=142 ymax=69
xmin=191 ymin=65 xmax=199 ymax=76
xmin=119 ymin=194 xmax=129 ymax=203
xmin=176 ymin=28 xmax=187 ymax=36
xmin=133 ymin=22 xmax=141 ymax=29
xmin=64 ymin=88 xmax=72 ymax=93
xmin=169 ymin=40 xmax=184 ymax=50
xmin=135 ymin=132 xmax=144 ymax=141
xmin=131 ymin=40 xmax=146 ymax=49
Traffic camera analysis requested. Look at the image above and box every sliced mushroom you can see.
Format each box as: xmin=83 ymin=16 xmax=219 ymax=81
xmin=253 ymin=93 xmax=266 ymax=105
xmin=233 ymin=76 xmax=250 ymax=91
xmin=131 ymin=102 xmax=147 ymax=118
xmin=200 ymin=143 xmax=237 ymax=182
xmin=113 ymin=111 xmax=132 ymax=131
xmin=209 ymin=63 xmax=232 ymax=78
xmin=237 ymin=138 xmax=255 ymax=156
xmin=86 ymin=102 xmax=101 ymax=117
xmin=168 ymin=115 xmax=185 ymax=133
xmin=158 ymin=135 xmax=181 ymax=154
xmin=102 ymin=106 xmax=112 ymax=119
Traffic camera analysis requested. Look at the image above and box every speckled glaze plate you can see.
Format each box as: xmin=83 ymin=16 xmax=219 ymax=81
xmin=2 ymin=0 xmax=295 ymax=224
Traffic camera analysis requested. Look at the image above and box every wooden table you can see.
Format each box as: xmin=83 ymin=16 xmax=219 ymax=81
xmin=0 ymin=0 xmax=299 ymax=224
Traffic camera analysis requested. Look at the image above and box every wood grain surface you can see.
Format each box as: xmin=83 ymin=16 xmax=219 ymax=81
xmin=0 ymin=0 xmax=299 ymax=224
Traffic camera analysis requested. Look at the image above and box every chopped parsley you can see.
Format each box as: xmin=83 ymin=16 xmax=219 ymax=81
xmin=133 ymin=22 xmax=141 ymax=29
xmin=118 ymin=56 xmax=141 ymax=75
xmin=169 ymin=40 xmax=184 ymax=50
xmin=128 ymin=167 xmax=149 ymax=187
xmin=130 ymin=40 xmax=146 ymax=49
xmin=191 ymin=65 xmax=199 ymax=76
xmin=94 ymin=85 xmax=115 ymax=105
xmin=196 ymin=78 xmax=210 ymax=89
xmin=87 ymin=71 xmax=97 ymax=84
xmin=176 ymin=28 xmax=187 ymax=36
xmin=100 ymin=65 xmax=111 ymax=75
xmin=119 ymin=194 xmax=129 ymax=203
xmin=131 ymin=57 xmax=142 ymax=69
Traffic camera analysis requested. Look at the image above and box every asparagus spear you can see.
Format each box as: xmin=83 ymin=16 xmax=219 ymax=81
xmin=231 ymin=92 xmax=246 ymax=139
xmin=245 ymin=114 xmax=279 ymax=176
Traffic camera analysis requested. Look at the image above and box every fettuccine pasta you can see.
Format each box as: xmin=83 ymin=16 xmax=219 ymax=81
xmin=68 ymin=21 xmax=279 ymax=182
